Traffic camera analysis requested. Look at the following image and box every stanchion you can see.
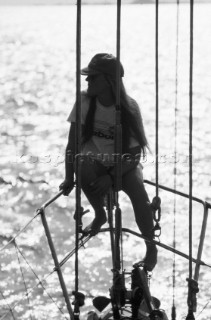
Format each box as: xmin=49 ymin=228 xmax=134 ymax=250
xmin=39 ymin=207 xmax=74 ymax=320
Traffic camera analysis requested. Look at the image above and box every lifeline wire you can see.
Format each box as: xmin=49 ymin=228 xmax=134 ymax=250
xmin=0 ymin=194 xmax=68 ymax=319
xmin=197 ymin=299 xmax=211 ymax=318
xmin=14 ymin=241 xmax=33 ymax=320
xmin=57 ymin=235 xmax=92 ymax=269
xmin=0 ymin=291 xmax=16 ymax=320
xmin=172 ymin=1 xmax=180 ymax=319
xmin=0 ymin=211 xmax=40 ymax=252
xmin=1 ymin=242 xmax=69 ymax=320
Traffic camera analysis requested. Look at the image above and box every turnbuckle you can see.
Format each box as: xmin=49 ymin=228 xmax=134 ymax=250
xmin=186 ymin=278 xmax=199 ymax=312
xmin=151 ymin=196 xmax=162 ymax=239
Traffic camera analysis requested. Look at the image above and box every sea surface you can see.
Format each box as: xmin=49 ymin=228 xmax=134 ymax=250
xmin=0 ymin=3 xmax=211 ymax=320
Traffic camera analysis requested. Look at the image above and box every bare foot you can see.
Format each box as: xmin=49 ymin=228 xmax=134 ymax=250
xmin=83 ymin=216 xmax=107 ymax=236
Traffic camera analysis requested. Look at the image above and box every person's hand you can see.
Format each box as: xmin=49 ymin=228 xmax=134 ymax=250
xmin=89 ymin=174 xmax=113 ymax=195
xmin=59 ymin=179 xmax=74 ymax=196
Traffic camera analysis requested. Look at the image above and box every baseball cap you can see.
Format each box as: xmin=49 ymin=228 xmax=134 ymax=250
xmin=81 ymin=53 xmax=124 ymax=78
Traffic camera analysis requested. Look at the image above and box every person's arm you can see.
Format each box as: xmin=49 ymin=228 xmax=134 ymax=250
xmin=109 ymin=145 xmax=141 ymax=179
xmin=65 ymin=122 xmax=76 ymax=181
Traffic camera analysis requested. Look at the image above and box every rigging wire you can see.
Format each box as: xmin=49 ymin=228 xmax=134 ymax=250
xmin=155 ymin=0 xmax=159 ymax=198
xmin=151 ymin=0 xmax=162 ymax=241
xmin=1 ymin=242 xmax=69 ymax=320
xmin=189 ymin=0 xmax=194 ymax=284
xmin=0 ymin=211 xmax=40 ymax=253
xmin=114 ymin=0 xmax=122 ymax=273
xmin=57 ymin=235 xmax=91 ymax=269
xmin=172 ymin=1 xmax=180 ymax=319
xmin=197 ymin=298 xmax=211 ymax=318
xmin=75 ymin=0 xmax=82 ymax=316
xmin=186 ymin=0 xmax=195 ymax=318
xmin=0 ymin=290 xmax=16 ymax=320
xmin=14 ymin=241 xmax=33 ymax=320
xmin=116 ymin=0 xmax=124 ymax=275
xmin=0 ymin=192 xmax=72 ymax=319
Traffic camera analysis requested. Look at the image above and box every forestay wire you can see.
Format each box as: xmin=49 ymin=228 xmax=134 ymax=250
xmin=186 ymin=0 xmax=195 ymax=319
xmin=172 ymin=1 xmax=180 ymax=319
xmin=151 ymin=0 xmax=162 ymax=239
xmin=74 ymin=0 xmax=82 ymax=318
xmin=155 ymin=0 xmax=159 ymax=199
xmin=188 ymin=0 xmax=194 ymax=284
xmin=114 ymin=0 xmax=123 ymax=273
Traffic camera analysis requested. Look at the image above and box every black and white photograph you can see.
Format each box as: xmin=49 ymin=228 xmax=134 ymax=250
xmin=0 ymin=0 xmax=211 ymax=319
